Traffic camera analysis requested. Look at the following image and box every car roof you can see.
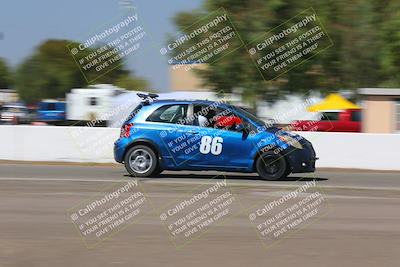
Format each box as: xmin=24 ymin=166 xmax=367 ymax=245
xmin=147 ymin=99 xmax=225 ymax=106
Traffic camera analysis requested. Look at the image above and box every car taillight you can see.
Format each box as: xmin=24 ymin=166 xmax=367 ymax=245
xmin=120 ymin=123 xmax=134 ymax=138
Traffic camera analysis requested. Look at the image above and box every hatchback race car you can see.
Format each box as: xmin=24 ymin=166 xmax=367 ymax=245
xmin=114 ymin=94 xmax=317 ymax=180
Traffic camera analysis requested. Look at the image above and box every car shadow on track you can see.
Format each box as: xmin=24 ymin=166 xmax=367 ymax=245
xmin=280 ymin=176 xmax=328 ymax=182
xmin=124 ymin=173 xmax=328 ymax=182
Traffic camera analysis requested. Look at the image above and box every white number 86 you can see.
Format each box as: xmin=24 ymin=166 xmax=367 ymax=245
xmin=200 ymin=136 xmax=223 ymax=155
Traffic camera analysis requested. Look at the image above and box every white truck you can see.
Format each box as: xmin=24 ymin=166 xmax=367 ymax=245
xmin=66 ymin=84 xmax=129 ymax=124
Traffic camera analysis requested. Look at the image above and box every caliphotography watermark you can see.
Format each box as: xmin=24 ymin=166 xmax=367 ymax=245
xmin=245 ymin=176 xmax=330 ymax=250
xmin=118 ymin=0 xmax=135 ymax=10
xmin=67 ymin=180 xmax=152 ymax=248
xmin=67 ymin=98 xmax=143 ymax=161
xmin=247 ymin=7 xmax=333 ymax=81
xmin=157 ymin=92 xmax=234 ymax=166
xmin=67 ymin=10 xmax=148 ymax=83
xmin=246 ymin=92 xmax=333 ymax=172
xmin=161 ymin=8 xmax=243 ymax=72
xmin=157 ymin=176 xmax=242 ymax=248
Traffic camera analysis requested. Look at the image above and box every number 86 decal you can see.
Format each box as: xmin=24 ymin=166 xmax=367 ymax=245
xmin=199 ymin=136 xmax=223 ymax=155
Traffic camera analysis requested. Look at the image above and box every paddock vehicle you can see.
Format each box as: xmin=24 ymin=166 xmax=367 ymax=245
xmin=114 ymin=94 xmax=317 ymax=180
xmin=37 ymin=100 xmax=66 ymax=123
xmin=0 ymin=104 xmax=32 ymax=124
xmin=293 ymin=109 xmax=362 ymax=132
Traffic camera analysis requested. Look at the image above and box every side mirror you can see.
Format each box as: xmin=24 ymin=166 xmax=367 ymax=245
xmin=235 ymin=123 xmax=246 ymax=132
xmin=236 ymin=123 xmax=250 ymax=139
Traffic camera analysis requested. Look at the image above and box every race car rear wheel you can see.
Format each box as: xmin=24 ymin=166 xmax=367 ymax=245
xmin=256 ymin=151 xmax=288 ymax=181
xmin=124 ymin=145 xmax=158 ymax=177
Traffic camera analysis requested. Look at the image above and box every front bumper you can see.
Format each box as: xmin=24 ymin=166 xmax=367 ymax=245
xmin=286 ymin=138 xmax=317 ymax=173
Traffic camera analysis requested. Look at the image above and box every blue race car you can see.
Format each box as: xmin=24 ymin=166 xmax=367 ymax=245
xmin=114 ymin=94 xmax=317 ymax=180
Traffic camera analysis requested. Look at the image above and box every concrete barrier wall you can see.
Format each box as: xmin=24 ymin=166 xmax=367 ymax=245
xmin=0 ymin=126 xmax=399 ymax=170
xmin=0 ymin=126 xmax=119 ymax=163
xmin=296 ymin=131 xmax=400 ymax=170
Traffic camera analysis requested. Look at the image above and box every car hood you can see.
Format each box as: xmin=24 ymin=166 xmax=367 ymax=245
xmin=254 ymin=126 xmax=304 ymax=148
xmin=259 ymin=126 xmax=302 ymax=138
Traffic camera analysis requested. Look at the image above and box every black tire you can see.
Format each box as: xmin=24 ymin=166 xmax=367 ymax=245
xmin=124 ymin=145 xmax=158 ymax=177
xmin=256 ymin=151 xmax=288 ymax=181
xmin=152 ymin=166 xmax=163 ymax=177
xmin=284 ymin=167 xmax=292 ymax=178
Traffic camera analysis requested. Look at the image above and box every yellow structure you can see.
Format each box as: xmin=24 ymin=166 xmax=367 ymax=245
xmin=307 ymin=93 xmax=360 ymax=112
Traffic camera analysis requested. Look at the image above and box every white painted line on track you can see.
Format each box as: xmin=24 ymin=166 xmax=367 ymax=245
xmin=0 ymin=177 xmax=123 ymax=183
xmin=0 ymin=177 xmax=400 ymax=191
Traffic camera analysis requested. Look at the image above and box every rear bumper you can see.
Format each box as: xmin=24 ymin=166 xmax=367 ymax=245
xmin=114 ymin=145 xmax=123 ymax=163
xmin=114 ymin=138 xmax=128 ymax=163
xmin=286 ymin=138 xmax=317 ymax=173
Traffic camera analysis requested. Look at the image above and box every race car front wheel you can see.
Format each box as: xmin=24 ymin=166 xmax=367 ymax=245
xmin=256 ymin=151 xmax=288 ymax=181
xmin=124 ymin=145 xmax=158 ymax=177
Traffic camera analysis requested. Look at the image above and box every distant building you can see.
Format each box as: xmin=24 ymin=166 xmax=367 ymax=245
xmin=169 ymin=63 xmax=211 ymax=92
xmin=0 ymin=89 xmax=18 ymax=105
xmin=358 ymin=88 xmax=400 ymax=133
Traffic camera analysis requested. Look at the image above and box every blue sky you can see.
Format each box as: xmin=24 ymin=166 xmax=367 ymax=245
xmin=0 ymin=0 xmax=203 ymax=91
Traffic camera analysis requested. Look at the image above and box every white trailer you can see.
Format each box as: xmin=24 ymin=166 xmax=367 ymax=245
xmin=66 ymin=84 xmax=128 ymax=123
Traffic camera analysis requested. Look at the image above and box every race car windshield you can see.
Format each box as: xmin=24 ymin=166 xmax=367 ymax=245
xmin=233 ymin=106 xmax=270 ymax=127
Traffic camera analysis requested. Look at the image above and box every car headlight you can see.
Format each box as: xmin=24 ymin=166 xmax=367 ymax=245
xmin=277 ymin=135 xmax=303 ymax=149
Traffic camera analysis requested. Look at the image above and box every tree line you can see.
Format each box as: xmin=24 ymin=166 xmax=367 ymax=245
xmin=171 ymin=0 xmax=400 ymax=103
xmin=1 ymin=1 xmax=399 ymax=104
xmin=0 ymin=39 xmax=147 ymax=103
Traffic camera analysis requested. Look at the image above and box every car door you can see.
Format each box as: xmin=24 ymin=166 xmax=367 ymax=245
xmin=187 ymin=104 xmax=255 ymax=170
xmin=147 ymin=103 xmax=208 ymax=168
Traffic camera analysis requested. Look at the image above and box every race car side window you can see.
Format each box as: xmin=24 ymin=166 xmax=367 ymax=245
xmin=146 ymin=104 xmax=188 ymax=124
xmin=214 ymin=107 xmax=248 ymax=132
xmin=193 ymin=104 xmax=247 ymax=132
xmin=193 ymin=104 xmax=217 ymax=127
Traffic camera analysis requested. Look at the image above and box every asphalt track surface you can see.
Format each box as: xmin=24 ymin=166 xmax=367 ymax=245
xmin=0 ymin=162 xmax=399 ymax=267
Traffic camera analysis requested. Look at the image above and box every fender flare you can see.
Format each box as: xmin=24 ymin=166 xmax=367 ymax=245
xmin=123 ymin=138 xmax=162 ymax=162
